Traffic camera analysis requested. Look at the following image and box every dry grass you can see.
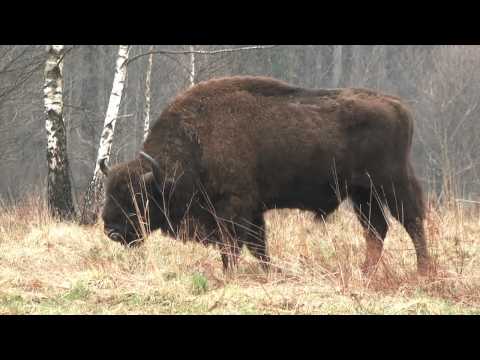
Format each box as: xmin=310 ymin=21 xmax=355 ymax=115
xmin=1 ymin=196 xmax=479 ymax=314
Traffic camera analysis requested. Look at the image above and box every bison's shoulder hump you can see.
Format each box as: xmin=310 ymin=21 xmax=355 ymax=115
xmin=185 ymin=76 xmax=303 ymax=98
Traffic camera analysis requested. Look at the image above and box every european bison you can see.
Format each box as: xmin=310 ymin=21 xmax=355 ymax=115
xmin=100 ymin=76 xmax=431 ymax=274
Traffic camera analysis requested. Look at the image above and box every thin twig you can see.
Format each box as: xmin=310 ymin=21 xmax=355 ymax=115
xmin=127 ymin=45 xmax=278 ymax=66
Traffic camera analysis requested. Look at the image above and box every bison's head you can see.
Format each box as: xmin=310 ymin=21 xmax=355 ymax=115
xmin=100 ymin=152 xmax=178 ymax=246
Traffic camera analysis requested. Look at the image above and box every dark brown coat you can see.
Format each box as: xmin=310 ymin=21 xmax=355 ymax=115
xmin=101 ymin=76 xmax=431 ymax=274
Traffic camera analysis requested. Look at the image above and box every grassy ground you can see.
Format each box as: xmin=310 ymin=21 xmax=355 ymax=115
xmin=0 ymin=197 xmax=479 ymax=314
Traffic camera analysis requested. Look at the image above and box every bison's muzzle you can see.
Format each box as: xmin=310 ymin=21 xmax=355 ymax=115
xmin=104 ymin=226 xmax=144 ymax=248
xmin=104 ymin=226 xmax=129 ymax=244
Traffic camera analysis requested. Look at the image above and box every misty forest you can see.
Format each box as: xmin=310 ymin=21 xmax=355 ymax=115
xmin=0 ymin=45 xmax=479 ymax=315
xmin=2 ymin=45 xmax=479 ymax=207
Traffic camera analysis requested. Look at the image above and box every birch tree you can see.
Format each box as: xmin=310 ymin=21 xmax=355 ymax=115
xmin=143 ymin=45 xmax=154 ymax=140
xmin=189 ymin=45 xmax=196 ymax=87
xmin=81 ymin=45 xmax=130 ymax=224
xmin=44 ymin=45 xmax=75 ymax=220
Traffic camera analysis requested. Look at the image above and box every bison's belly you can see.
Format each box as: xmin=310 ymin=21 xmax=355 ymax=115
xmin=261 ymin=178 xmax=341 ymax=215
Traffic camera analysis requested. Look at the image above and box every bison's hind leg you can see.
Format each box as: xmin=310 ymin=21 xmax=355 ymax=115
xmin=350 ymin=186 xmax=389 ymax=275
xmin=384 ymin=171 xmax=432 ymax=275
xmin=242 ymin=212 xmax=270 ymax=272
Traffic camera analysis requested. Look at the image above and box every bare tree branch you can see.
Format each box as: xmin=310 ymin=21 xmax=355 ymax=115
xmin=127 ymin=45 xmax=278 ymax=66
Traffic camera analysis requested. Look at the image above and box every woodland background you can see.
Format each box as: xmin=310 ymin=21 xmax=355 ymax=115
xmin=1 ymin=45 xmax=479 ymax=206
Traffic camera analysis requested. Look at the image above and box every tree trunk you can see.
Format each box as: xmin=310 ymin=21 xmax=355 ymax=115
xmin=80 ymin=46 xmax=101 ymax=166
xmin=189 ymin=45 xmax=196 ymax=87
xmin=81 ymin=45 xmax=130 ymax=224
xmin=332 ymin=45 xmax=343 ymax=87
xmin=385 ymin=45 xmax=404 ymax=94
xmin=44 ymin=45 xmax=75 ymax=220
xmin=320 ymin=46 xmax=334 ymax=87
xmin=340 ymin=45 xmax=353 ymax=86
xmin=143 ymin=45 xmax=154 ymax=140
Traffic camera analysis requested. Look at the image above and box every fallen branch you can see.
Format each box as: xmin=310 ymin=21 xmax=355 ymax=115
xmin=455 ymin=199 xmax=480 ymax=205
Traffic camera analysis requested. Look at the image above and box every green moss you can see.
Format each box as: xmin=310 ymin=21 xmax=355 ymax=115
xmin=63 ymin=282 xmax=91 ymax=301
xmin=191 ymin=272 xmax=208 ymax=295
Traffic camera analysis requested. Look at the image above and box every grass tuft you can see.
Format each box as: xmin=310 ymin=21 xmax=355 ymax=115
xmin=191 ymin=272 xmax=209 ymax=295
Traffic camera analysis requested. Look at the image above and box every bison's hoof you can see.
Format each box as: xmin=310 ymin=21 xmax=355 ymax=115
xmin=417 ymin=260 xmax=436 ymax=277
xmin=361 ymin=262 xmax=379 ymax=277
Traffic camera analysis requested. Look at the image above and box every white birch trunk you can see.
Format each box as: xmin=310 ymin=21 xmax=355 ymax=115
xmin=189 ymin=45 xmax=196 ymax=87
xmin=81 ymin=45 xmax=130 ymax=223
xmin=143 ymin=45 xmax=154 ymax=141
xmin=94 ymin=45 xmax=130 ymax=175
xmin=44 ymin=45 xmax=75 ymax=219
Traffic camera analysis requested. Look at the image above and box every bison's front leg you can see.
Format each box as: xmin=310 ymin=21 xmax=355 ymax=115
xmin=220 ymin=211 xmax=271 ymax=273
xmin=196 ymin=212 xmax=241 ymax=272
xmin=208 ymin=194 xmax=262 ymax=273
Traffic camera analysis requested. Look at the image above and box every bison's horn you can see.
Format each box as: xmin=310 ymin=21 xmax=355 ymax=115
xmin=99 ymin=158 xmax=109 ymax=176
xmin=139 ymin=151 xmax=161 ymax=182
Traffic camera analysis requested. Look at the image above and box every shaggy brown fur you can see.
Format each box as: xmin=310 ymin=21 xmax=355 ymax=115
xmin=101 ymin=76 xmax=431 ymax=274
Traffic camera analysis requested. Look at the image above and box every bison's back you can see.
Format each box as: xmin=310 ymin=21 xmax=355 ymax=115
xmin=145 ymin=77 xmax=414 ymax=208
